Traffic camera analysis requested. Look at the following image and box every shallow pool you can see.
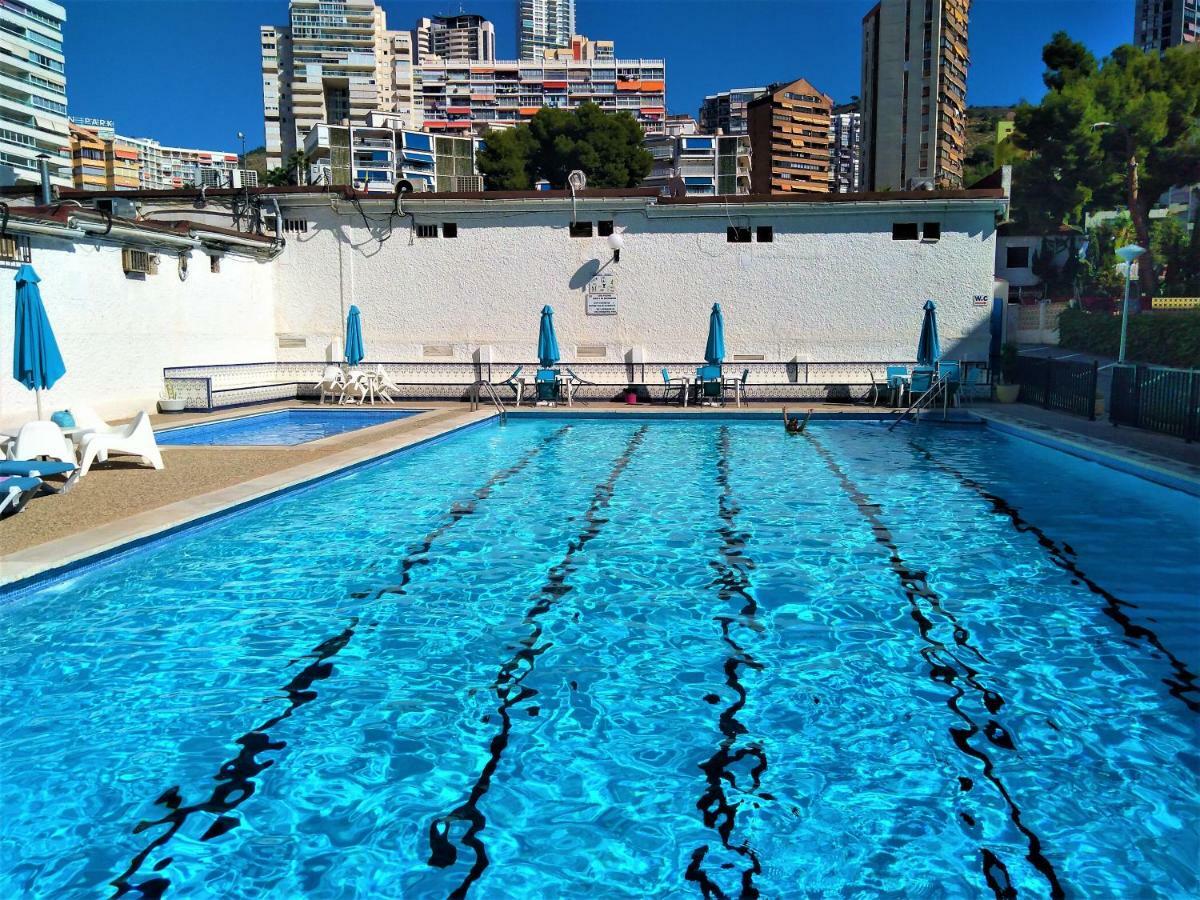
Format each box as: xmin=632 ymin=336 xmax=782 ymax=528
xmin=157 ymin=408 xmax=420 ymax=446
xmin=1 ymin=418 xmax=1197 ymax=898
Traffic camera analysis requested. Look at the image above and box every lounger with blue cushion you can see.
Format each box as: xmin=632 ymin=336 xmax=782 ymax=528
xmin=0 ymin=475 xmax=43 ymax=518
xmin=0 ymin=459 xmax=77 ymax=492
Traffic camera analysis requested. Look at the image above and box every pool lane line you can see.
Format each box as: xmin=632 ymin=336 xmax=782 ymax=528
xmin=686 ymin=425 xmax=767 ymax=900
xmin=109 ymin=427 xmax=573 ymax=897
xmin=907 ymin=439 xmax=1200 ymax=715
xmin=802 ymin=432 xmax=1066 ymax=900
xmin=348 ymin=424 xmax=574 ymax=601
xmin=109 ymin=620 xmax=359 ymax=899
xmin=427 ymin=424 xmax=649 ymax=900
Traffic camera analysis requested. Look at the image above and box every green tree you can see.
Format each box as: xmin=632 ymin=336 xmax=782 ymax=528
xmin=266 ymin=150 xmax=309 ymax=187
xmin=476 ymin=103 xmax=652 ymax=190
xmin=1011 ymin=35 xmax=1200 ymax=299
xmin=1152 ymin=216 xmax=1200 ymax=296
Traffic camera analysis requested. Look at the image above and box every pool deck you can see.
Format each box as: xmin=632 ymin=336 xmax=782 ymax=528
xmin=3 ymin=398 xmax=1198 ymax=589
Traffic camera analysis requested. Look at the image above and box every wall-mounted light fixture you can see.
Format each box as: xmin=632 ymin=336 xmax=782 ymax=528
xmin=607 ymin=231 xmax=625 ymax=264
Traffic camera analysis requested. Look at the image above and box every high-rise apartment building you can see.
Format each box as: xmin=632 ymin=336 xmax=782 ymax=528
xmin=415 ymin=14 xmax=495 ymax=62
xmin=644 ymin=133 xmax=751 ymax=197
xmin=747 ymin=78 xmax=833 ymax=194
xmin=1135 ymin=0 xmax=1198 ymax=51
xmin=860 ymin=0 xmax=970 ymax=191
xmin=418 ymin=57 xmax=666 ymax=136
xmin=698 ymin=87 xmax=768 ymax=136
xmin=261 ymin=0 xmax=417 ymax=169
xmin=517 ymin=0 xmax=575 ymax=60
xmin=542 ymin=34 xmax=613 ymax=61
xmin=304 ymin=112 xmax=480 ymax=193
xmin=0 ymin=0 xmax=68 ymax=188
xmin=829 ymin=102 xmax=862 ymax=193
xmin=68 ymin=124 xmax=249 ymax=191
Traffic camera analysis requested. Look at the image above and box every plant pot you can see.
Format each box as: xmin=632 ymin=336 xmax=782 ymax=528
xmin=994 ymin=383 xmax=1020 ymax=404
xmin=158 ymin=398 xmax=186 ymax=413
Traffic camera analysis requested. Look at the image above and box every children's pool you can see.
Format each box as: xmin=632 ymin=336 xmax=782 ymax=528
xmin=1 ymin=418 xmax=1197 ymax=898
xmin=157 ymin=408 xmax=420 ymax=446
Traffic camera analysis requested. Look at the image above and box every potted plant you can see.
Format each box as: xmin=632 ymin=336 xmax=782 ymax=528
xmin=995 ymin=343 xmax=1020 ymax=403
xmin=158 ymin=382 xmax=186 ymax=413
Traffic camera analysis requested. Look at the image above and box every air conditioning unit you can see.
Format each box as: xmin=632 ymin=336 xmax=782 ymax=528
xmin=96 ymin=197 xmax=138 ymax=220
xmin=122 ymin=247 xmax=157 ymax=275
xmin=451 ymin=175 xmax=483 ymax=192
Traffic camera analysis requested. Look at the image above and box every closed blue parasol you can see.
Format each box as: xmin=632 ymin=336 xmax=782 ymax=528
xmin=704 ymin=302 xmax=725 ymax=366
xmin=537 ymin=305 xmax=560 ymax=368
xmin=344 ymin=305 xmax=365 ymax=366
xmin=916 ymin=299 xmax=941 ymax=366
xmin=12 ymin=264 xmax=65 ymax=419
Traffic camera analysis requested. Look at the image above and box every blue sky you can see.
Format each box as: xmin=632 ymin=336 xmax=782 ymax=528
xmin=64 ymin=0 xmax=1133 ymax=151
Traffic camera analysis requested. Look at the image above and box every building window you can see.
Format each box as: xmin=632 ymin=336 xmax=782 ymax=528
xmin=756 ymin=225 xmax=774 ymax=243
xmin=1006 ymin=246 xmax=1030 ymax=268
xmin=892 ymin=222 xmax=919 ymax=241
xmin=416 ymin=223 xmax=438 ymax=238
xmin=0 ymin=233 xmax=31 ymax=264
xmin=569 ymin=221 xmax=593 ymax=237
xmin=727 ymin=226 xmax=751 ymax=243
xmin=922 ymin=222 xmax=941 ymax=242
xmin=597 ymin=220 xmax=614 ymax=237
xmin=283 ymin=218 xmax=308 ymax=234
xmin=442 ymin=222 xmax=458 ymax=238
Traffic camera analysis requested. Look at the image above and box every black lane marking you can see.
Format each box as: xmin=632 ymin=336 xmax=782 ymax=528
xmin=803 ymin=432 xmax=1065 ymax=900
xmin=350 ymin=425 xmax=573 ymax=602
xmin=110 ymin=427 xmax=572 ymax=897
xmin=908 ymin=439 xmax=1200 ymax=714
xmin=110 ymin=621 xmax=358 ymax=898
xmin=687 ymin=426 xmax=767 ymax=900
xmin=427 ymin=425 xmax=648 ymax=899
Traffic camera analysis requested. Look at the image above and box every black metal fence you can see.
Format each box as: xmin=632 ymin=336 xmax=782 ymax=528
xmin=1110 ymin=364 xmax=1200 ymax=442
xmin=1014 ymin=356 xmax=1099 ymax=420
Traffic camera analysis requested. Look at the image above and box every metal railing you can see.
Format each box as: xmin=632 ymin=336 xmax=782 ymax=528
xmin=1014 ymin=356 xmax=1099 ymax=421
xmin=470 ymin=379 xmax=507 ymax=424
xmin=1110 ymin=364 xmax=1200 ymax=442
xmin=887 ymin=377 xmax=951 ymax=431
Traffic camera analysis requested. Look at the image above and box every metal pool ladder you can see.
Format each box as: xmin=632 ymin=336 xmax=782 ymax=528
xmin=887 ymin=377 xmax=950 ymax=431
xmin=472 ymin=379 xmax=508 ymax=424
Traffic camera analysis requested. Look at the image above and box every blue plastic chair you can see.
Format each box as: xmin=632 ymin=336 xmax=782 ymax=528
xmin=535 ymin=368 xmax=559 ymax=402
xmin=499 ymin=365 xmax=523 ymax=402
xmin=696 ymin=364 xmax=722 ymax=399
xmin=937 ymin=361 xmax=961 ymax=406
xmin=909 ymin=367 xmax=934 ymax=396
xmin=662 ymin=367 xmax=686 ymax=406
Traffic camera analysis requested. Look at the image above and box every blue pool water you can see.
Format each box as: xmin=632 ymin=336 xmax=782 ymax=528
xmin=157 ymin=408 xmax=420 ymax=446
xmin=1 ymin=418 xmax=1198 ymax=898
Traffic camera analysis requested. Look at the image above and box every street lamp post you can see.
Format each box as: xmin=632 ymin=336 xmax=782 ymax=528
xmin=237 ymin=131 xmax=246 ymax=170
xmin=1116 ymin=243 xmax=1146 ymax=364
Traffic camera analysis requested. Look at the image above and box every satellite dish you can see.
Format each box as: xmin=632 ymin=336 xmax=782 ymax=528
xmin=567 ymin=169 xmax=587 ymax=192
xmin=667 ymin=175 xmax=687 ymax=198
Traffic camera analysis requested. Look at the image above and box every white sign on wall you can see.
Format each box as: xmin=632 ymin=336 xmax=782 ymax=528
xmin=586 ymin=293 xmax=617 ymax=316
xmin=586 ymin=273 xmax=617 ymax=315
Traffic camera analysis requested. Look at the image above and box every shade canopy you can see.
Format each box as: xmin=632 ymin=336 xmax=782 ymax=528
xmin=12 ymin=264 xmax=65 ymax=419
xmin=916 ymin=299 xmax=941 ymax=367
xmin=537 ymin=305 xmax=560 ymax=368
xmin=704 ymin=302 xmax=725 ymax=365
xmin=344 ymin=305 xmax=365 ymax=366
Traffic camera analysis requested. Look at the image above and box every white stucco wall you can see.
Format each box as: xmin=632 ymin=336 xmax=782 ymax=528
xmin=271 ymin=197 xmax=999 ymax=366
xmin=0 ymin=237 xmax=276 ymax=428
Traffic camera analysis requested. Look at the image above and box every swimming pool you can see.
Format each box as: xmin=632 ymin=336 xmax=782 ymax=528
xmin=157 ymin=408 xmax=420 ymax=446
xmin=1 ymin=418 xmax=1197 ymax=897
